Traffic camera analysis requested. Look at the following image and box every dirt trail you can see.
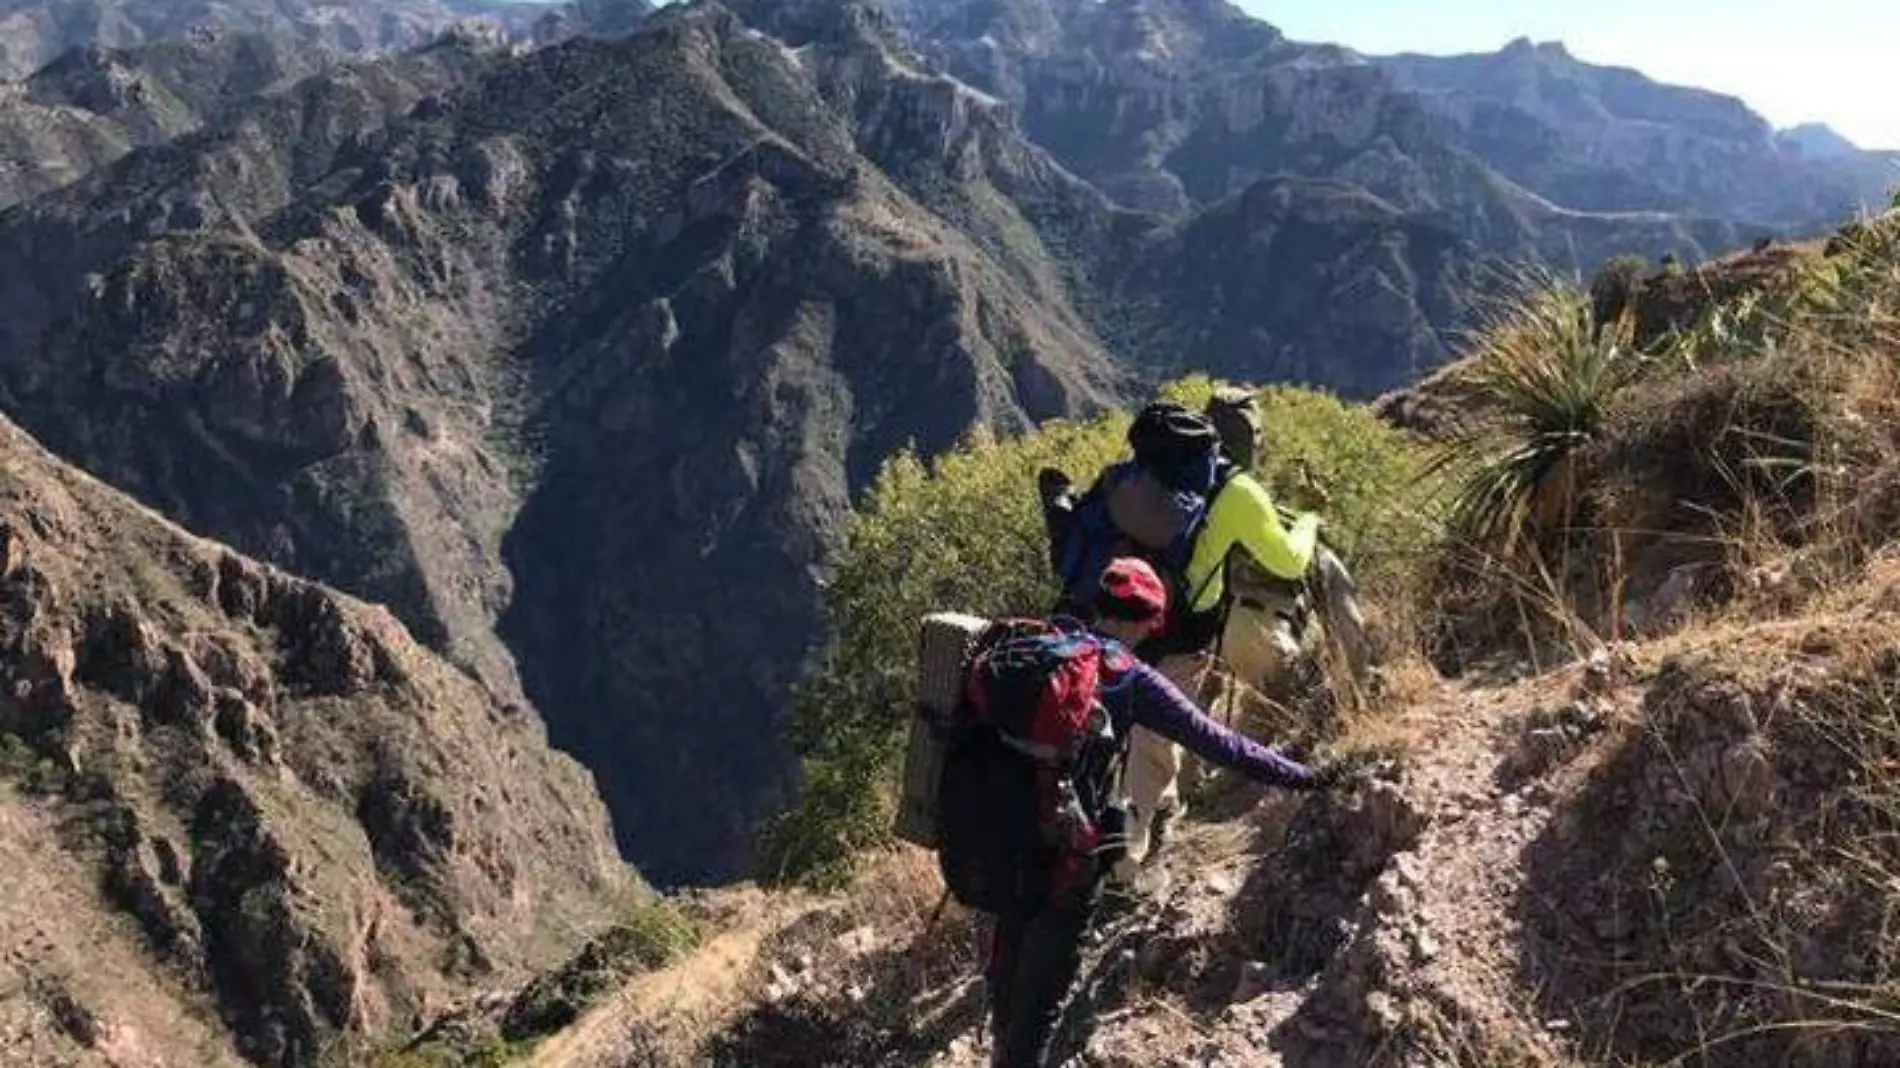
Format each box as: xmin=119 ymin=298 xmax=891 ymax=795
xmin=527 ymin=664 xmax=1625 ymax=1068
xmin=912 ymin=664 xmax=1609 ymax=1067
xmin=526 ymin=891 xmax=825 ymax=1068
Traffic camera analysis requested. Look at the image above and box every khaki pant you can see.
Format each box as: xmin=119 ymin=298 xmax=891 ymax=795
xmin=1118 ymin=651 xmax=1209 ymax=877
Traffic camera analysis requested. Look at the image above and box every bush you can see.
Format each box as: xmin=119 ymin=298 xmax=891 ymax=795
xmin=1589 ymin=253 xmax=1650 ymax=326
xmin=757 ymin=380 xmax=1440 ymax=887
xmin=500 ymin=897 xmax=701 ymax=1041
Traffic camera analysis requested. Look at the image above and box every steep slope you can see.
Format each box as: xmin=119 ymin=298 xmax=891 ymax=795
xmin=0 ymin=31 xmax=498 ymax=358
xmin=0 ymin=0 xmax=541 ymax=82
xmin=0 ymin=2 xmax=1130 ymax=887
xmin=0 ymin=411 xmax=633 ymax=1066
xmin=0 ymin=31 xmax=325 ymax=208
xmin=1381 ymin=39 xmax=1898 ymax=224
xmin=1109 ymin=177 xmax=1480 ymax=394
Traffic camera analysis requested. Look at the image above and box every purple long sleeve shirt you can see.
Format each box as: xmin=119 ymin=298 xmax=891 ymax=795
xmin=1095 ymin=647 xmax=1316 ymax=789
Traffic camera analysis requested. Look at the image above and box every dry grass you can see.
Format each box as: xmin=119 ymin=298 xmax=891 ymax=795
xmin=1400 ymin=211 xmax=1900 ymax=1066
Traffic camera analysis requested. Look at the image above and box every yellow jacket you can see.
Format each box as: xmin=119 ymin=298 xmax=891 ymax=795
xmin=1184 ymin=472 xmax=1319 ymax=612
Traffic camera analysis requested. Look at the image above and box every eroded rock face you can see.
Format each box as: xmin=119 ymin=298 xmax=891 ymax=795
xmin=1517 ymin=643 xmax=1900 ymax=1067
xmin=0 ymin=413 xmax=632 ymax=1065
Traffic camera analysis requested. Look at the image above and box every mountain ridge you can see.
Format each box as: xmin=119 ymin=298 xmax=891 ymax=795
xmin=885 ymin=0 xmax=1886 ymax=259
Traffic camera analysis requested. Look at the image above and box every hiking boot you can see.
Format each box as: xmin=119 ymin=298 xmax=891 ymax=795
xmin=1106 ymin=854 xmax=1172 ymax=901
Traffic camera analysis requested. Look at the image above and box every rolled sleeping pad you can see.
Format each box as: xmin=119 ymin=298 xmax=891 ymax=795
xmin=893 ymin=611 xmax=992 ymax=849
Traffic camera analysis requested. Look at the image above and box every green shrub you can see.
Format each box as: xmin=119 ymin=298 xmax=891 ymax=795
xmin=617 ymin=897 xmax=701 ymax=970
xmin=757 ymin=380 xmax=1440 ymax=888
xmin=499 ymin=897 xmax=701 ymax=1042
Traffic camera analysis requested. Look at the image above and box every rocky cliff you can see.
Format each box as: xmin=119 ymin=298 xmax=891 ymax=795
xmin=0 ymin=411 xmax=633 ymax=1066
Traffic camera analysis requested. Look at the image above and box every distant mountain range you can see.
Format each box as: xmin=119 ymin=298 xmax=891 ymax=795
xmin=889 ymin=1 xmax=1894 ymax=260
xmin=0 ymin=0 xmax=1888 ymax=904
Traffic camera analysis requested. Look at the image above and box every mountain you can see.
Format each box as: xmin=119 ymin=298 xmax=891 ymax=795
xmin=1778 ymin=121 xmax=1864 ymax=160
xmin=879 ymin=0 xmax=1900 ymax=268
xmin=0 ymin=1 xmax=1155 ymax=886
xmin=0 ymin=31 xmax=325 ymax=208
xmin=530 ymin=0 xmax=658 ymax=45
xmin=1380 ymin=38 xmax=1898 ymax=224
xmin=1105 ymin=176 xmax=1478 ymax=392
xmin=882 ymin=0 xmax=1759 ymax=270
xmin=0 ymin=410 xmax=632 ymax=1066
xmin=0 ymin=0 xmax=542 ymax=82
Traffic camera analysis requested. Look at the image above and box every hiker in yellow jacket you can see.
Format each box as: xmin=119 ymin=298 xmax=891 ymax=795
xmin=1118 ymin=470 xmax=1320 ymax=888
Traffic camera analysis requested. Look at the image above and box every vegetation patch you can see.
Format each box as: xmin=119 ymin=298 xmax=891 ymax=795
xmin=756 ymin=378 xmax=1442 ymax=888
xmin=499 ymin=897 xmax=702 ymax=1041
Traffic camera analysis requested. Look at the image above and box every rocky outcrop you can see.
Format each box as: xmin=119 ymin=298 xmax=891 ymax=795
xmin=0 ymin=412 xmax=633 ymax=1065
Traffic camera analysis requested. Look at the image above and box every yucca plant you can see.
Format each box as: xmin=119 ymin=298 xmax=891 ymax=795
xmin=1431 ymin=284 xmax=1646 ymax=554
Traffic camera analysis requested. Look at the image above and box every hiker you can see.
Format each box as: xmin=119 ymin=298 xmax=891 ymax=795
xmin=947 ymin=557 xmax=1348 ymax=1068
xmin=1201 ymin=388 xmax=1376 ymax=703
xmin=1037 ymin=399 xmax=1325 ymax=882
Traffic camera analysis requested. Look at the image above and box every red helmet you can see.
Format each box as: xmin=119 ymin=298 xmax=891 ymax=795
xmin=1096 ymin=557 xmax=1170 ymax=623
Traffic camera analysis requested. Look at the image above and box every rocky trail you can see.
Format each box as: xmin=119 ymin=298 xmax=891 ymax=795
xmin=515 ymin=653 xmax=1662 ymax=1068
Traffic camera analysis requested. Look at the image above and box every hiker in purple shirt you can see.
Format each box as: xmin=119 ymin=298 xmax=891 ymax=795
xmin=984 ymin=557 xmax=1354 ymax=1068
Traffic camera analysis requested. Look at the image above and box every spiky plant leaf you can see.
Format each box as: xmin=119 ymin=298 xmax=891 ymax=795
xmin=1430 ymin=284 xmax=1644 ymax=553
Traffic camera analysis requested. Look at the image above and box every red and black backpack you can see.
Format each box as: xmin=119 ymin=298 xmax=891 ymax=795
xmin=934 ymin=619 xmax=1130 ymax=912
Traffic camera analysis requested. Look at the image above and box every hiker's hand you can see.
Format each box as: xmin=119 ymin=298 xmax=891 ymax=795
xmin=1308 ymin=754 xmax=1401 ymax=793
xmin=1307 ymin=760 xmax=1357 ymax=792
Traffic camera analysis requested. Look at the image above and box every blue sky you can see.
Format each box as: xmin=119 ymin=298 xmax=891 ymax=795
xmin=1244 ymin=0 xmax=1900 ymax=149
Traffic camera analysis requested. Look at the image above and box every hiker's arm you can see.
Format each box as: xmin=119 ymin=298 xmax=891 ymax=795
xmin=1121 ymin=663 xmax=1316 ymax=789
xmin=1224 ymin=477 xmax=1319 ymax=581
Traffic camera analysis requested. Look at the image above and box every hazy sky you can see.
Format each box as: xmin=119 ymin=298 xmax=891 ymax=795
xmin=1244 ymin=0 xmax=1899 ymax=149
